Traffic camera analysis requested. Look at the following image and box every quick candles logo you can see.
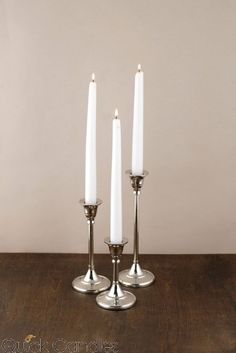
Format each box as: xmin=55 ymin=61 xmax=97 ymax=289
xmin=1 ymin=338 xmax=119 ymax=353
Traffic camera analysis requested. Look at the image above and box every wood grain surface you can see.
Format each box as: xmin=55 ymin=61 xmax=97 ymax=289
xmin=0 ymin=254 xmax=235 ymax=353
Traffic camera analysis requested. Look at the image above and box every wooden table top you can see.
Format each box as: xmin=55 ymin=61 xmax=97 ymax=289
xmin=0 ymin=253 xmax=235 ymax=353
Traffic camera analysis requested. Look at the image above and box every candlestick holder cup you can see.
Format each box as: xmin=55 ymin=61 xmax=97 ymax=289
xmin=72 ymin=199 xmax=110 ymax=294
xmin=119 ymin=171 xmax=155 ymax=287
xmin=96 ymin=238 xmax=136 ymax=310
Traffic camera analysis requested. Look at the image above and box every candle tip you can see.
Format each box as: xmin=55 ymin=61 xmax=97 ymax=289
xmin=91 ymin=73 xmax=95 ymax=82
xmin=114 ymin=108 xmax=119 ymax=119
xmin=138 ymin=64 xmax=142 ymax=72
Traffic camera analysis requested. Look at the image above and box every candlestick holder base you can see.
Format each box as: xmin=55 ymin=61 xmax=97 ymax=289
xmin=96 ymin=238 xmax=136 ymax=310
xmin=72 ymin=199 xmax=110 ymax=294
xmin=96 ymin=285 xmax=136 ymax=310
xmin=119 ymin=264 xmax=155 ymax=288
xmin=119 ymin=171 xmax=155 ymax=288
xmin=72 ymin=270 xmax=111 ymax=294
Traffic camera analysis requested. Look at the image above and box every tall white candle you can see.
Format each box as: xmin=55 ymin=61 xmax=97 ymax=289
xmin=110 ymin=109 xmax=123 ymax=243
xmin=85 ymin=73 xmax=96 ymax=205
xmin=132 ymin=64 xmax=144 ymax=176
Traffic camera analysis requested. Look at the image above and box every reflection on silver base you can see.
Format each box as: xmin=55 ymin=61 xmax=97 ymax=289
xmin=72 ymin=269 xmax=110 ymax=294
xmin=96 ymin=282 xmax=136 ymax=310
xmin=119 ymin=263 xmax=155 ymax=288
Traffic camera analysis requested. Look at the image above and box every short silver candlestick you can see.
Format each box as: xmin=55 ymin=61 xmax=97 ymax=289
xmin=96 ymin=238 xmax=136 ymax=310
xmin=72 ymin=199 xmax=110 ymax=294
xmin=119 ymin=170 xmax=155 ymax=287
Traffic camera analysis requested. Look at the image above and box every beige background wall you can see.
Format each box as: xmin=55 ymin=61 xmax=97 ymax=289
xmin=0 ymin=0 xmax=236 ymax=253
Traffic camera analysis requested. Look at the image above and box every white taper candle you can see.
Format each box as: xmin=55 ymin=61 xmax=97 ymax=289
xmin=110 ymin=109 xmax=123 ymax=243
xmin=132 ymin=64 xmax=144 ymax=176
xmin=85 ymin=73 xmax=97 ymax=205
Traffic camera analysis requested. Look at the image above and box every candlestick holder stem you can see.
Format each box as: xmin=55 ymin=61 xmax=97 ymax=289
xmin=133 ymin=186 xmax=139 ymax=264
xmin=96 ymin=238 xmax=136 ymax=310
xmin=72 ymin=199 xmax=110 ymax=294
xmin=119 ymin=170 xmax=155 ymax=287
xmin=88 ymin=216 xmax=94 ymax=271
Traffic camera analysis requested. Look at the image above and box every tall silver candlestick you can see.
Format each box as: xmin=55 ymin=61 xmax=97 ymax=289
xmin=72 ymin=199 xmax=110 ymax=294
xmin=119 ymin=170 xmax=155 ymax=287
xmin=96 ymin=238 xmax=136 ymax=310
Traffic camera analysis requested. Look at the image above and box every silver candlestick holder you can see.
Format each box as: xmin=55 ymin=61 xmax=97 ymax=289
xmin=72 ymin=199 xmax=110 ymax=294
xmin=119 ymin=170 xmax=155 ymax=287
xmin=96 ymin=238 xmax=136 ymax=310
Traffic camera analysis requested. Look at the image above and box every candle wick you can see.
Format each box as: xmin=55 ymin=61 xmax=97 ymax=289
xmin=115 ymin=108 xmax=119 ymax=119
xmin=91 ymin=73 xmax=95 ymax=82
xmin=138 ymin=64 xmax=141 ymax=72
